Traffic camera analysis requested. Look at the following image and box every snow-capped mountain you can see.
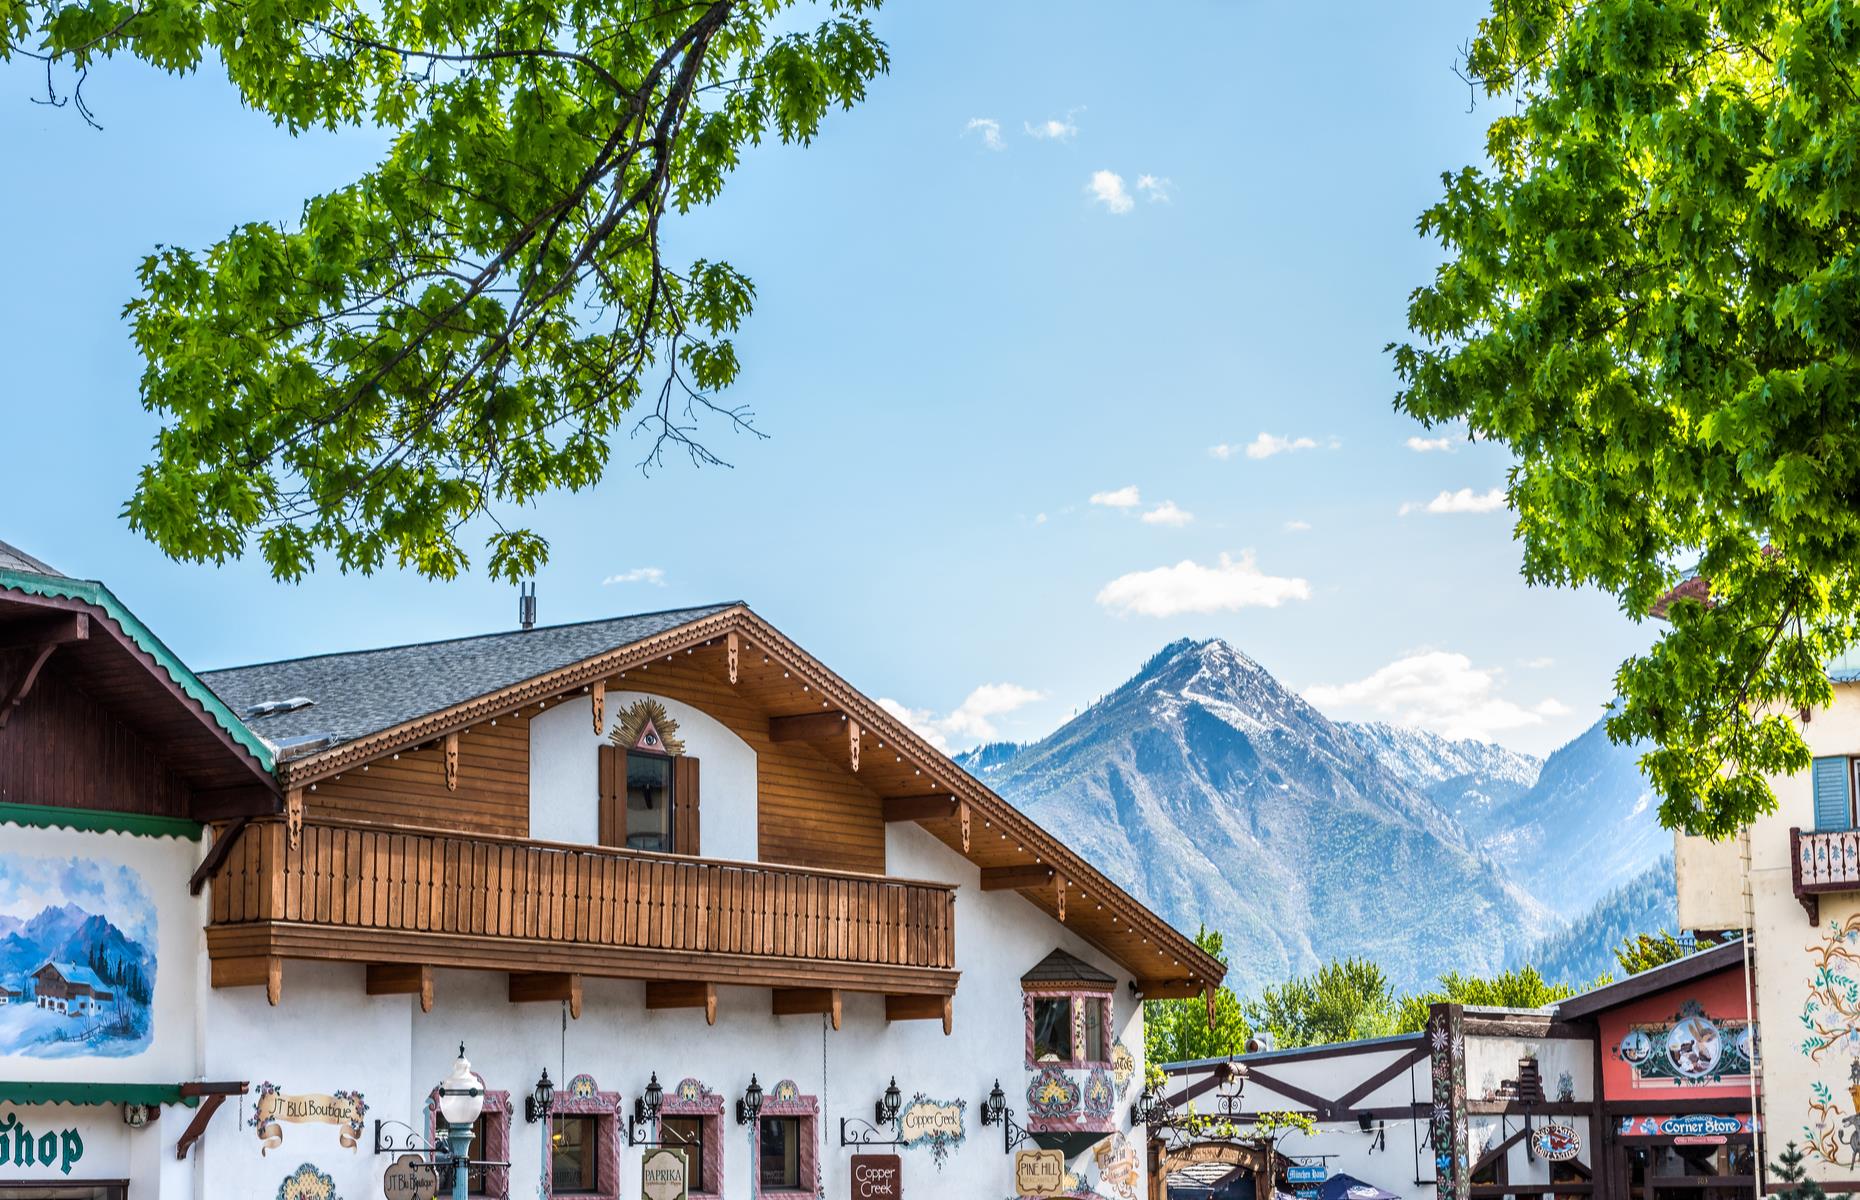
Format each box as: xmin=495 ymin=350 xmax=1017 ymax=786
xmin=1341 ymin=722 xmax=1542 ymax=827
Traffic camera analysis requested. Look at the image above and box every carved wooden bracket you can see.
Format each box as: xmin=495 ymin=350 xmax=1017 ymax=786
xmin=1055 ymin=874 xmax=1067 ymax=923
xmin=849 ymin=719 xmax=861 ymax=772
xmin=959 ymin=801 xmax=971 ymax=854
xmin=727 ymin=632 xmax=740 ymax=684
xmin=285 ymin=789 xmax=304 ymax=850
xmin=591 ymin=679 xmax=605 ymax=734
xmin=444 ymin=732 xmax=459 ymax=792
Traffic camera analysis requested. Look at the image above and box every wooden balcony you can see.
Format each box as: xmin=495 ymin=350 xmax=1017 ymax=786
xmin=1792 ymin=827 xmax=1860 ymax=923
xmin=205 ymin=818 xmax=959 ymax=1017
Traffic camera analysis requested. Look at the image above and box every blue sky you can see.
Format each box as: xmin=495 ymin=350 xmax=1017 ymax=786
xmin=0 ymin=0 xmax=1655 ymax=757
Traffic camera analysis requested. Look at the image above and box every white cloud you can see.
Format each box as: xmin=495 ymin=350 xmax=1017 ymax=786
xmin=878 ymin=682 xmax=1046 ymax=751
xmin=1090 ymin=485 xmax=1142 ymax=508
xmin=1141 ymin=501 xmax=1194 ymax=527
xmin=1520 ymin=656 xmax=1555 ymax=669
xmin=1136 ymin=174 xmax=1172 ymax=203
xmin=1088 ymin=170 xmax=1134 ymax=214
xmin=965 ymin=117 xmax=1004 ymax=151
xmin=1405 ymin=435 xmax=1453 ymax=453
xmin=602 ymin=567 xmax=665 ymax=586
xmin=1239 ymin=432 xmax=1319 ymax=460
xmin=1399 ymin=486 xmax=1506 ymax=516
xmin=1024 ymin=114 xmax=1078 ymax=141
xmin=1285 ymin=519 xmax=1312 ymax=533
xmin=1096 ymin=552 xmax=1311 ymax=617
xmin=1303 ymin=650 xmax=1565 ymax=743
xmin=1033 ymin=512 xmax=1048 ymax=526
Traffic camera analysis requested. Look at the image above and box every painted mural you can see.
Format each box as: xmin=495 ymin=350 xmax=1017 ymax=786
xmin=1092 ymin=1132 xmax=1140 ymax=1200
xmin=0 ymin=851 xmax=157 ymax=1057
xmin=276 ymin=1162 xmax=339 ymax=1200
xmin=1799 ymin=915 xmax=1860 ymax=1167
xmin=1614 ymin=999 xmax=1755 ymax=1087
xmin=898 ymin=1093 xmax=965 ymax=1170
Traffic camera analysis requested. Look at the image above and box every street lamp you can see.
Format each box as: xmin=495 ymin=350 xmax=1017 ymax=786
xmin=525 ymin=1069 xmax=555 ymax=1124
xmin=436 ymin=1044 xmax=486 ymax=1200
xmin=736 ymin=1075 xmax=763 ymax=1125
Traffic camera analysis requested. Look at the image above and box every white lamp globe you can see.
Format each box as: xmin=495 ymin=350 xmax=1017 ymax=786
xmin=437 ymin=1043 xmax=486 ymax=1128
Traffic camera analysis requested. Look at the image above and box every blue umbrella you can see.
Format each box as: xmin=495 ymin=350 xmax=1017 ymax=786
xmin=1316 ymin=1174 xmax=1401 ymax=1200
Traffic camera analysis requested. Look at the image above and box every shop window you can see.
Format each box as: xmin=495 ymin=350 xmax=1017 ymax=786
xmin=1023 ymin=992 xmax=1113 ymax=1067
xmin=427 ymin=1078 xmax=511 ymax=1199
xmin=659 ymin=1077 xmax=724 ymax=1200
xmin=544 ymin=1073 xmax=621 ymax=1200
xmin=753 ymin=1079 xmax=818 ymax=1200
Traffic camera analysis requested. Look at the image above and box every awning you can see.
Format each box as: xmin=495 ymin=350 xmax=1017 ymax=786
xmin=1317 ymin=1174 xmax=1401 ymax=1200
xmin=0 ymin=1083 xmax=200 ymax=1107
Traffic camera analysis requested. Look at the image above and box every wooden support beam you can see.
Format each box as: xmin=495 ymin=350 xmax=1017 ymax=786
xmin=591 ymin=679 xmax=605 ymax=734
xmin=881 ymin=794 xmax=957 ymax=822
xmin=885 ymin=993 xmax=953 ymax=1036
xmin=179 ymin=1081 xmax=250 ymax=1098
xmin=189 ymin=818 xmax=250 ymax=897
xmin=510 ymin=972 xmax=581 ymax=1019
xmin=1056 ymin=873 xmax=1066 ymax=922
xmin=174 ymin=1094 xmax=229 ymax=1161
xmin=191 ymin=785 xmax=282 ymax=822
xmin=0 ymin=612 xmax=88 ymax=652
xmin=727 ymin=632 xmax=739 ymax=683
xmin=1137 ymin=979 xmax=1204 ymax=1000
xmin=211 ymin=954 xmax=283 ymax=1005
xmin=285 ymin=788 xmax=303 ymax=851
xmin=979 ymin=865 xmax=1055 ymax=891
xmin=848 ymin=719 xmax=861 ymax=772
xmin=767 ymin=711 xmax=845 ymax=742
xmin=959 ymin=802 xmax=970 ymax=853
xmin=772 ymin=987 xmax=841 ymax=1030
xmin=646 ymin=980 xmax=717 ymax=1025
xmin=444 ymin=732 xmax=459 ymax=792
xmin=0 ymin=644 xmax=58 ymax=731
xmin=367 ymin=964 xmax=434 ymax=1013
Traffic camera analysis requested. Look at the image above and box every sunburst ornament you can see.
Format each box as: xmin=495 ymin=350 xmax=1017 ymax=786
xmin=610 ymin=697 xmax=685 ymax=755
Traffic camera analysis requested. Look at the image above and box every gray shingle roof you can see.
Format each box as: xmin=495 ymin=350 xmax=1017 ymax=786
xmin=1021 ymin=948 xmax=1116 ymax=987
xmin=0 ymin=539 xmax=60 ymax=576
xmin=200 ymin=603 xmax=737 ymax=749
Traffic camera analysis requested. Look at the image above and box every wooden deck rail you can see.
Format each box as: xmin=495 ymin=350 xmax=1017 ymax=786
xmin=207 ymin=818 xmax=958 ymax=994
xmin=1792 ymin=826 xmax=1860 ymax=924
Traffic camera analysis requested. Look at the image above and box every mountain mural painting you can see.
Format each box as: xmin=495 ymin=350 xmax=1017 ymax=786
xmin=0 ymin=852 xmax=158 ymax=1057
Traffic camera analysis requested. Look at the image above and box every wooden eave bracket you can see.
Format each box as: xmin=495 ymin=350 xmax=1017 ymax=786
xmin=884 ymin=993 xmax=953 ymax=1036
xmin=727 ymin=632 xmax=739 ymax=684
xmin=211 ymin=954 xmax=282 ymax=1006
xmin=367 ymin=964 xmax=434 ymax=1013
xmin=510 ymin=972 xmax=581 ymax=1020
xmin=591 ymin=679 xmax=605 ymax=734
xmin=646 ymin=980 xmax=717 ymax=1025
xmin=0 ymin=612 xmax=87 ymax=730
xmin=188 ymin=817 xmax=251 ymax=897
xmin=174 ymin=1081 xmax=248 ymax=1161
xmin=443 ymin=732 xmax=459 ymax=792
xmin=767 ymin=710 xmax=846 ymax=742
xmin=979 ymin=865 xmax=1055 ymax=891
xmin=881 ymin=794 xmax=958 ymax=822
xmin=772 ymin=987 xmax=841 ymax=1031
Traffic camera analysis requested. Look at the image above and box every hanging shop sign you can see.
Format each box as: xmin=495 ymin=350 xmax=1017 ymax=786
xmin=1015 ymin=1147 xmax=1066 ymax=1197
xmin=850 ymin=1153 xmax=902 ymax=1199
xmin=1616 ymin=1114 xmax=1754 ymax=1138
xmin=1286 ymin=1165 xmax=1328 ymax=1184
xmin=278 ymin=1162 xmax=340 ymax=1200
xmin=381 ymin=1153 xmax=437 ymax=1200
xmin=251 ymin=1084 xmax=368 ymax=1154
xmin=641 ymin=1147 xmax=689 ymax=1200
xmin=1530 ymin=1124 xmax=1581 ymax=1161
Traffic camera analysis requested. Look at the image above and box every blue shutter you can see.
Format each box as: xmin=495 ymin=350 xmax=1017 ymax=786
xmin=1813 ymin=756 xmax=1853 ymax=832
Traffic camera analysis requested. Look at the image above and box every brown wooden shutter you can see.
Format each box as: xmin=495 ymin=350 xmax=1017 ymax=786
xmin=597 ymin=744 xmax=627 ymax=847
xmin=673 ymin=755 xmax=700 ymax=855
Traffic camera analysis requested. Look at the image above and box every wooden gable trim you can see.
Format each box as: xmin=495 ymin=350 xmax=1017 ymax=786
xmin=271 ymin=605 xmax=1223 ymax=988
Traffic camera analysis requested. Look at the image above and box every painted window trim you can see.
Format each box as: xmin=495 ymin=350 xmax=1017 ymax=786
xmin=544 ymin=1076 xmax=622 ymax=1200
xmin=0 ymin=801 xmax=202 ymax=842
xmin=659 ymin=1078 xmax=724 ymax=1199
xmin=426 ymin=1079 xmax=512 ymax=1199
xmin=753 ymin=1082 xmax=819 ymax=1200
xmin=1023 ymin=990 xmax=1115 ymax=1069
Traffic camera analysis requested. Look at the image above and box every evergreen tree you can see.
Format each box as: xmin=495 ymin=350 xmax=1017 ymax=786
xmin=1771 ymin=1140 xmax=1852 ymax=1200
xmin=1614 ymin=930 xmax=1721 ymax=977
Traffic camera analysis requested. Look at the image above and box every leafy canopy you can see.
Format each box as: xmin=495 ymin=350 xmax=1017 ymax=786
xmin=1145 ymin=927 xmax=1252 ymax=1066
xmin=1243 ymin=958 xmax=1400 ymax=1048
xmin=4 ymin=0 xmax=887 ymax=580
xmin=1614 ymin=929 xmax=1723 ymax=976
xmin=1394 ymin=0 xmax=1860 ymax=837
xmin=1393 ymin=965 xmax=1577 ymax=1033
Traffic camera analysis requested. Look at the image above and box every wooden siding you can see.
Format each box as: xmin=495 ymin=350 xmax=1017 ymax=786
xmin=0 ymin=664 xmax=193 ymax=817
xmin=207 ymin=818 xmax=956 ymax=992
xmin=305 ymin=712 xmax=531 ymax=836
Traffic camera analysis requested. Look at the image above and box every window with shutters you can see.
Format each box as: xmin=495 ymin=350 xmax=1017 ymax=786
xmin=598 ymin=741 xmax=700 ymax=855
xmin=1812 ymin=755 xmax=1858 ymax=832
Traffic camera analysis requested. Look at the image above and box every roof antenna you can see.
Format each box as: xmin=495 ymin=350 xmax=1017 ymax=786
xmin=519 ymin=581 xmax=537 ymax=631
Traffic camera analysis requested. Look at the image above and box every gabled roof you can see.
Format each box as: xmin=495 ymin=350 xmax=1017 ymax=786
xmin=1552 ymin=939 xmax=1745 ymax=1021
xmin=200 ymin=603 xmax=737 ymax=748
xmin=36 ymin=961 xmax=111 ymax=992
xmin=1021 ymin=948 xmax=1115 ymax=988
xmin=0 ymin=539 xmax=58 ymax=576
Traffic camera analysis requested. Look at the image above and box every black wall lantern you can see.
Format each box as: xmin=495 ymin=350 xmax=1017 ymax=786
xmin=736 ymin=1075 xmax=764 ymax=1125
xmin=978 ymin=1079 xmax=1032 ymax=1153
xmin=839 ymin=1076 xmax=908 ymax=1149
xmin=1131 ymin=1084 xmax=1165 ymax=1130
xmin=626 ymin=1072 xmax=669 ymax=1148
xmin=524 ymin=1069 xmax=555 ymax=1124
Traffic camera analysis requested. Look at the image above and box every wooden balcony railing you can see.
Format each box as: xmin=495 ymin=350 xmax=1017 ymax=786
xmin=1792 ymin=827 xmax=1860 ymax=923
xmin=206 ymin=817 xmax=958 ymax=999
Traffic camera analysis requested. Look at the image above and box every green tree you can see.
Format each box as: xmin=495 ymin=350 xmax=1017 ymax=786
xmin=1394 ymin=966 xmax=1578 ymax=1033
xmin=1614 ymin=929 xmax=1721 ymax=977
xmin=1243 ymin=958 xmax=1399 ymax=1049
xmin=1771 ymin=1140 xmax=1852 ymax=1200
xmin=1393 ymin=0 xmax=1860 ymax=838
xmin=4 ymin=0 xmax=888 ymax=581
xmin=1144 ymin=927 xmax=1251 ymax=1066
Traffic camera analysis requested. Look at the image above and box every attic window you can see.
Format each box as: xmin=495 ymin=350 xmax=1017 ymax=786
xmin=1021 ymin=949 xmax=1115 ymax=1069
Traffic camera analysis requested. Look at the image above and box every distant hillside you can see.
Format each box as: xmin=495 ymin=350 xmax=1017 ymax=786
xmin=1524 ymin=856 xmax=1678 ymax=987
xmin=1342 ymin=722 xmax=1541 ymax=831
xmin=957 ymin=639 xmax=1552 ymax=993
